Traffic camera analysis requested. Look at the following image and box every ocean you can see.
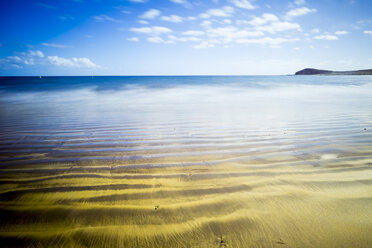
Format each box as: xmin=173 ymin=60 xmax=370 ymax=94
xmin=0 ymin=76 xmax=372 ymax=247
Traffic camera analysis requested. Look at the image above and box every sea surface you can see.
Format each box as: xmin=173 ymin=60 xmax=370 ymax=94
xmin=0 ymin=76 xmax=372 ymax=247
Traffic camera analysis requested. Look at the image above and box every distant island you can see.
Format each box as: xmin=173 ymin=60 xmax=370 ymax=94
xmin=295 ymin=68 xmax=372 ymax=75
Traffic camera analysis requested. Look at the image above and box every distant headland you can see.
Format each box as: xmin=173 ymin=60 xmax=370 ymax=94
xmin=295 ymin=68 xmax=372 ymax=75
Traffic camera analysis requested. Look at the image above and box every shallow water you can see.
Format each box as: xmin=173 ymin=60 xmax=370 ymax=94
xmin=0 ymin=76 xmax=372 ymax=247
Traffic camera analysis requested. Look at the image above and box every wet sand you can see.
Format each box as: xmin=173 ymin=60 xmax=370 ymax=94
xmin=1 ymin=122 xmax=372 ymax=248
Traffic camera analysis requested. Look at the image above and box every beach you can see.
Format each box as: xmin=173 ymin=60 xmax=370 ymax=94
xmin=0 ymin=76 xmax=372 ymax=247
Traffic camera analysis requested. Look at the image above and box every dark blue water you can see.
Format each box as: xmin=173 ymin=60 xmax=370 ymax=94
xmin=1 ymin=75 xmax=370 ymax=93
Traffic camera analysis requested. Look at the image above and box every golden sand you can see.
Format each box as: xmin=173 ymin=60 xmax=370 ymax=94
xmin=1 ymin=149 xmax=372 ymax=247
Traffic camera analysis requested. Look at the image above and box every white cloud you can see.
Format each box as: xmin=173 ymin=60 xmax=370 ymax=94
xmin=28 ymin=50 xmax=44 ymax=58
xmin=311 ymin=28 xmax=320 ymax=33
xmin=187 ymin=16 xmax=196 ymax=21
xmin=23 ymin=59 xmax=35 ymax=65
xmin=314 ymin=34 xmax=339 ymax=40
xmin=127 ymin=37 xmax=139 ymax=42
xmin=200 ymin=6 xmax=234 ymax=19
xmin=0 ymin=50 xmax=100 ymax=70
xmin=161 ymin=15 xmax=183 ymax=23
xmin=1 ymin=50 xmax=45 ymax=66
xmin=186 ymin=37 xmax=202 ymax=42
xmin=237 ymin=37 xmax=299 ymax=45
xmin=201 ymin=20 xmax=212 ymax=28
xmin=4 ymin=56 xmax=21 ymax=63
xmin=168 ymin=35 xmax=201 ymax=42
xmin=132 ymin=33 xmax=203 ymax=44
xmin=93 ymin=15 xmax=119 ymax=22
xmin=130 ymin=34 xmax=203 ymax=44
xmin=182 ymin=30 xmax=205 ymax=36
xmin=10 ymin=64 xmax=22 ymax=69
xmin=294 ymin=0 xmax=306 ymax=5
xmin=236 ymin=37 xmax=299 ymax=45
xmin=11 ymin=56 xmax=22 ymax=61
xmin=138 ymin=20 xmax=149 ymax=25
xmin=207 ymin=26 xmax=264 ymax=41
xmin=256 ymin=21 xmax=302 ymax=33
xmin=285 ymin=7 xmax=317 ymax=20
xmin=140 ymin=9 xmax=161 ymax=19
xmin=193 ymin=41 xmax=215 ymax=49
xmin=147 ymin=36 xmax=166 ymax=43
xmin=47 ymin=56 xmax=98 ymax=68
xmin=247 ymin=14 xmax=279 ymax=26
xmin=41 ymin=43 xmax=70 ymax=48
xmin=169 ymin=0 xmax=191 ymax=8
xmin=364 ymin=30 xmax=372 ymax=35
xmin=335 ymin=31 xmax=348 ymax=35
xmin=230 ymin=0 xmax=255 ymax=9
xmin=129 ymin=26 xmax=172 ymax=35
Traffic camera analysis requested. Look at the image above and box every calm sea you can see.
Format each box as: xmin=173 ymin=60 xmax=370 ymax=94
xmin=0 ymin=76 xmax=371 ymax=166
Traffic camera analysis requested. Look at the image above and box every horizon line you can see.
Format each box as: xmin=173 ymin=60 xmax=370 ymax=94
xmin=0 ymin=74 xmax=294 ymax=77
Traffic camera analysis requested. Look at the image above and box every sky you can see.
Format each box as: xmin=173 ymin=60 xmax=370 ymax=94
xmin=0 ymin=0 xmax=371 ymax=76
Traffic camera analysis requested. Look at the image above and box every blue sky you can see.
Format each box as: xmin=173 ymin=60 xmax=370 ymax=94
xmin=0 ymin=0 xmax=371 ymax=75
